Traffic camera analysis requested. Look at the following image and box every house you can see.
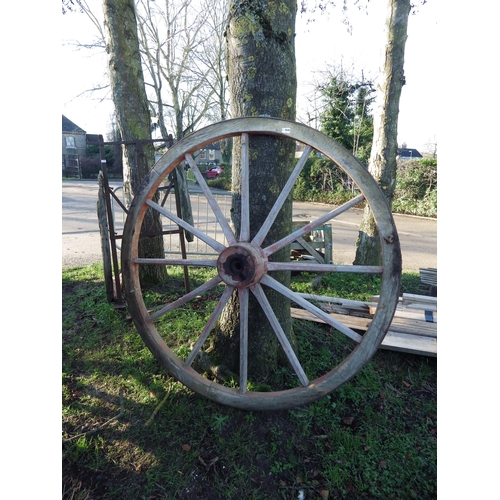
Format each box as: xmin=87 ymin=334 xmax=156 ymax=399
xmin=62 ymin=115 xmax=87 ymax=177
xmin=196 ymin=142 xmax=222 ymax=166
xmin=397 ymin=147 xmax=423 ymax=160
xmin=155 ymin=141 xmax=224 ymax=170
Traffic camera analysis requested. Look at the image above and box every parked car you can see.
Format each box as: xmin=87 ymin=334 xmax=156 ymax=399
xmin=202 ymin=166 xmax=223 ymax=179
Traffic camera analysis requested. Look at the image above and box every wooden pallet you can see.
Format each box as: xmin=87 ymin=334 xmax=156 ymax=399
xmin=291 ymin=293 xmax=437 ymax=357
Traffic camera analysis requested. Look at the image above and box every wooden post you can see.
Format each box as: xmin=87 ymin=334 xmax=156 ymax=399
xmin=323 ymin=224 xmax=333 ymax=264
xmin=97 ymin=172 xmax=114 ymax=303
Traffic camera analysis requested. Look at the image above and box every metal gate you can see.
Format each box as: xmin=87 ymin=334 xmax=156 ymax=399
xmin=91 ymin=134 xmax=333 ymax=306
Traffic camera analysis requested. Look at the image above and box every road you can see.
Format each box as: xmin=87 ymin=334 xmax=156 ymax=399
xmin=62 ymin=180 xmax=436 ymax=271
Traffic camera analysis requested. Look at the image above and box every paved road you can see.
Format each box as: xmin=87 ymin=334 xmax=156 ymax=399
xmin=62 ymin=180 xmax=436 ymax=271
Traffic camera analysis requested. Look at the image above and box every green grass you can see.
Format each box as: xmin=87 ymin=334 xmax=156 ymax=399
xmin=62 ymin=264 xmax=436 ymax=499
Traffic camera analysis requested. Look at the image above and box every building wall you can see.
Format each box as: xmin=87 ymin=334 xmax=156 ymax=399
xmin=62 ymin=131 xmax=87 ymax=157
xmin=62 ymin=132 xmax=87 ymax=178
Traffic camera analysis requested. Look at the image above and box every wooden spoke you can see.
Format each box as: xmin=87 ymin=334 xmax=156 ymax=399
xmin=261 ymin=275 xmax=363 ymax=343
xmin=184 ymin=285 xmax=235 ymax=367
xmin=149 ymin=275 xmax=222 ymax=322
xmin=251 ymin=283 xmax=310 ymax=387
xmin=238 ymin=288 xmax=249 ymax=394
xmin=252 ymin=145 xmax=313 ymax=247
xmin=239 ymin=133 xmax=250 ymax=242
xmin=146 ymin=199 xmax=226 ymax=253
xmin=267 ymin=262 xmax=383 ymax=274
xmin=263 ymin=193 xmax=365 ymax=258
xmin=134 ymin=258 xmax=217 ymax=267
xmin=184 ymin=153 xmax=237 ymax=246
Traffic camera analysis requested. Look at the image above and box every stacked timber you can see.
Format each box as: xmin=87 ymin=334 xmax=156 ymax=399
xmin=419 ymin=267 xmax=437 ymax=296
xmin=291 ymin=293 xmax=437 ymax=357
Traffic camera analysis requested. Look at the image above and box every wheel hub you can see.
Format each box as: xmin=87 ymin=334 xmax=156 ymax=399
xmin=217 ymin=243 xmax=267 ymax=287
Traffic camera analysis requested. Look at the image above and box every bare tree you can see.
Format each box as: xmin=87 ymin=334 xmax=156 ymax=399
xmin=195 ymin=0 xmax=230 ymax=122
xmin=135 ymin=0 xmax=228 ymax=236
xmin=136 ymin=0 xmax=216 ymax=140
xmin=194 ymin=0 xmax=231 ymax=160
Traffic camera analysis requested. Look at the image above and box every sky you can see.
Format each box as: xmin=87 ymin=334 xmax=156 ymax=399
xmin=61 ymin=0 xmax=438 ymax=153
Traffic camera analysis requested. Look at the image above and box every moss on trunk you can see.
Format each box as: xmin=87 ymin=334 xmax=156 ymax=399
xmin=103 ymin=0 xmax=167 ymax=284
xmin=354 ymin=0 xmax=410 ymax=266
xmin=213 ymin=0 xmax=298 ymax=383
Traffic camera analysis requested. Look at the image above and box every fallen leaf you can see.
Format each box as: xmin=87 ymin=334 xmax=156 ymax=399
xmin=403 ymin=380 xmax=411 ymax=387
xmin=364 ymin=445 xmax=371 ymax=451
xmin=182 ymin=444 xmax=191 ymax=452
xmin=342 ymin=416 xmax=354 ymax=425
xmin=379 ymin=460 xmax=387 ymax=468
xmin=318 ymin=487 xmax=330 ymax=500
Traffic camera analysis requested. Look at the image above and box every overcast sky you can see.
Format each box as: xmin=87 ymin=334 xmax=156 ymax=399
xmin=61 ymin=0 xmax=438 ymax=153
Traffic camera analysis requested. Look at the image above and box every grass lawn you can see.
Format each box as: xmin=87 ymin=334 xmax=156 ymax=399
xmin=62 ymin=264 xmax=436 ymax=499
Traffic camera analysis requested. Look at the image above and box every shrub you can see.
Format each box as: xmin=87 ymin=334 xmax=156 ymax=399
xmin=393 ymin=158 xmax=437 ymax=217
xmin=80 ymin=157 xmax=101 ymax=179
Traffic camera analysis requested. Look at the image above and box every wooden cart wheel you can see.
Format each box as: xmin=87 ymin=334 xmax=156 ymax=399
xmin=121 ymin=117 xmax=401 ymax=411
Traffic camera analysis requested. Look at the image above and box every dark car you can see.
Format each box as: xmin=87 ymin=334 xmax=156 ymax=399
xmin=202 ymin=166 xmax=223 ymax=179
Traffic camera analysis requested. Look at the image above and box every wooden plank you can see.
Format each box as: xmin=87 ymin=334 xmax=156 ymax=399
xmin=372 ymin=293 xmax=437 ymax=312
xmin=299 ymin=294 xmax=437 ymax=325
xmin=372 ymin=317 xmax=436 ymax=338
xmin=368 ymin=304 xmax=437 ymax=323
xmin=290 ymin=307 xmax=437 ymax=356
xmin=380 ymin=331 xmax=437 ymax=357
xmin=402 ymin=293 xmax=437 ymax=306
xmin=292 ymin=308 xmax=436 ymax=338
xmin=97 ymin=173 xmax=114 ymax=303
xmin=419 ymin=267 xmax=437 ymax=285
xmin=296 ymin=293 xmax=372 ymax=314
xmin=291 ymin=307 xmax=370 ymax=331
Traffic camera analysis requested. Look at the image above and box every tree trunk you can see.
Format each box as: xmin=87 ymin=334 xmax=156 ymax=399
xmin=213 ymin=0 xmax=297 ymax=381
xmin=354 ymin=0 xmax=410 ymax=266
xmin=103 ymin=0 xmax=167 ymax=284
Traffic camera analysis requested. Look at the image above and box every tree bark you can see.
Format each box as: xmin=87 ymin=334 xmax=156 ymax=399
xmin=213 ymin=0 xmax=297 ymax=381
xmin=103 ymin=0 xmax=167 ymax=284
xmin=354 ymin=0 xmax=410 ymax=266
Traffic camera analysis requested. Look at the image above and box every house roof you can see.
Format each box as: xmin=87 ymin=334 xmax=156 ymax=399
xmin=62 ymin=115 xmax=86 ymax=134
xmin=398 ymin=148 xmax=422 ymax=159
xmin=86 ymin=134 xmax=100 ymax=144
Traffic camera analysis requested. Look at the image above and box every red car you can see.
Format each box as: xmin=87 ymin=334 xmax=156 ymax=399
xmin=202 ymin=166 xmax=223 ymax=179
